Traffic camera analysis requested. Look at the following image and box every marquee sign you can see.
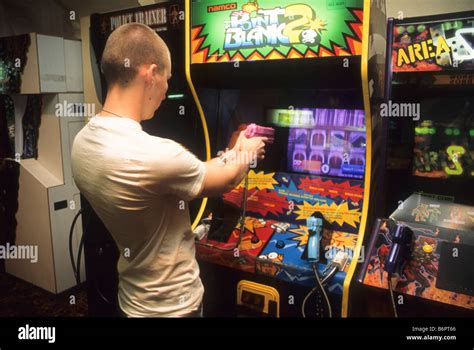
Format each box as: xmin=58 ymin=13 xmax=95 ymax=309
xmin=191 ymin=0 xmax=364 ymax=63
xmin=393 ymin=17 xmax=474 ymax=72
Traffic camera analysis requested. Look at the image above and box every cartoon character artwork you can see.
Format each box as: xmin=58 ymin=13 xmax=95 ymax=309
xmin=450 ymin=206 xmax=462 ymax=222
xmin=256 ymin=222 xmax=310 ymax=281
xmin=411 ymin=203 xmax=441 ymax=223
xmin=196 ymin=216 xmax=275 ymax=273
xmin=168 ymin=4 xmax=180 ymax=27
xmin=257 ymin=251 xmax=284 ymax=276
xmin=234 ymin=217 xmax=266 ymax=251
xmin=301 ymin=28 xmax=320 ymax=45
xmin=400 ymin=33 xmax=411 ymax=45
xmin=242 ymin=1 xmax=258 ymax=14
xmin=396 ymin=236 xmax=439 ymax=297
xmin=366 ymin=220 xmax=391 ymax=282
xmin=428 ymin=206 xmax=441 ymax=223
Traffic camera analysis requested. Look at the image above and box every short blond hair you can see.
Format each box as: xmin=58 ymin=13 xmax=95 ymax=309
xmin=101 ymin=23 xmax=169 ymax=87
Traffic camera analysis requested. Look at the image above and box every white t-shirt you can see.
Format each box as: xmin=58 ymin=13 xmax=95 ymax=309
xmin=71 ymin=116 xmax=206 ymax=317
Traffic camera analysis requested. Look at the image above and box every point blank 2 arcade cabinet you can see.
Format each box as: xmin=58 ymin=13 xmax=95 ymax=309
xmin=356 ymin=11 xmax=474 ymax=317
xmin=84 ymin=1 xmax=209 ymax=316
xmin=187 ymin=0 xmax=387 ymax=317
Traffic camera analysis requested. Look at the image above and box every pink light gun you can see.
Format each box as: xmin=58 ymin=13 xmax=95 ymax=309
xmin=244 ymin=124 xmax=275 ymax=144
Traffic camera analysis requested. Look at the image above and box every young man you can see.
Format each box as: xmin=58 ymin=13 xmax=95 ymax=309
xmin=71 ymin=23 xmax=266 ymax=317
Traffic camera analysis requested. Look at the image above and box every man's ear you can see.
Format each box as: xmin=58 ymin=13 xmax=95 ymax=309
xmin=143 ymin=64 xmax=155 ymax=81
xmin=150 ymin=63 xmax=160 ymax=78
xmin=140 ymin=65 xmax=152 ymax=88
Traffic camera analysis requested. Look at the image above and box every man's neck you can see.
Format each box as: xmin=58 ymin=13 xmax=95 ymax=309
xmin=101 ymin=85 xmax=144 ymax=123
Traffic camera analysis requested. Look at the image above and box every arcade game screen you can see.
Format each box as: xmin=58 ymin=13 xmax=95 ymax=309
xmin=266 ymin=108 xmax=366 ymax=179
xmin=412 ymin=97 xmax=474 ymax=178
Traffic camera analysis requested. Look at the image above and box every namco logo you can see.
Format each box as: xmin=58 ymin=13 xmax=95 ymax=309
xmin=207 ymin=2 xmax=237 ymax=13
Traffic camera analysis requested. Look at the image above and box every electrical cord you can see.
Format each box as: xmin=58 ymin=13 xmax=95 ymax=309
xmin=301 ymin=263 xmax=333 ymax=318
xmin=388 ymin=272 xmax=398 ymax=318
xmin=313 ymin=262 xmax=332 ymax=318
xmin=76 ymin=235 xmax=83 ymax=284
xmin=76 ymin=211 xmax=88 ymax=284
xmin=236 ymin=173 xmax=249 ymax=249
xmin=69 ymin=209 xmax=83 ymax=281
xmin=69 ymin=207 xmax=92 ymax=285
xmin=95 ymin=279 xmax=114 ymax=305
xmin=76 ymin=208 xmax=93 ymax=284
xmin=321 ymin=266 xmax=338 ymax=284
xmin=301 ymin=287 xmax=316 ymax=318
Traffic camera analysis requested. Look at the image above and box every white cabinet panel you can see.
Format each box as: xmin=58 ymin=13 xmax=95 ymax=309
xmin=37 ymin=34 xmax=67 ymax=93
xmin=64 ymin=40 xmax=84 ymax=92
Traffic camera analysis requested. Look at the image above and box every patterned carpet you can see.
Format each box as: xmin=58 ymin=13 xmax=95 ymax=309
xmin=0 ymin=271 xmax=88 ymax=317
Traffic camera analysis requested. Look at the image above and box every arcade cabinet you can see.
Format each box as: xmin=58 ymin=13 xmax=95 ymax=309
xmin=355 ymin=11 xmax=474 ymax=317
xmin=83 ymin=1 xmax=209 ymax=316
xmin=187 ymin=0 xmax=387 ymax=317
